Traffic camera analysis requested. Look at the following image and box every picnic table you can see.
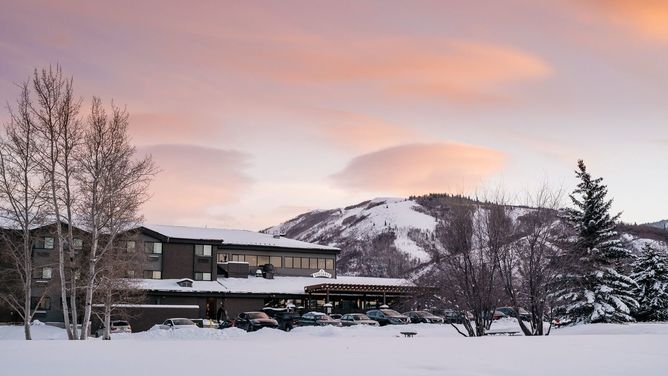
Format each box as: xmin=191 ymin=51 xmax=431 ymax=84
xmin=400 ymin=331 xmax=418 ymax=338
xmin=484 ymin=330 xmax=520 ymax=336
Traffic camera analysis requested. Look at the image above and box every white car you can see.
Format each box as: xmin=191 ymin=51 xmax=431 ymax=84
xmin=159 ymin=318 xmax=198 ymax=330
xmin=95 ymin=320 xmax=132 ymax=337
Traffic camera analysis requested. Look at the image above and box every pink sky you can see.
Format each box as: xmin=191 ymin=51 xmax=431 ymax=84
xmin=1 ymin=0 xmax=667 ymax=229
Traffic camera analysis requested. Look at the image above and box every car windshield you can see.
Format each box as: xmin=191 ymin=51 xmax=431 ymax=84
xmin=353 ymin=314 xmax=370 ymax=320
xmin=248 ymin=312 xmax=269 ymax=319
xmin=315 ymin=314 xmax=332 ymax=321
xmin=172 ymin=319 xmax=195 ymax=326
xmin=381 ymin=309 xmax=402 ymax=317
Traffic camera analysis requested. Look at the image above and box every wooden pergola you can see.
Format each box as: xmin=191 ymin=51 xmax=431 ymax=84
xmin=304 ymin=283 xmax=421 ymax=295
xmin=304 ymin=283 xmax=436 ymax=306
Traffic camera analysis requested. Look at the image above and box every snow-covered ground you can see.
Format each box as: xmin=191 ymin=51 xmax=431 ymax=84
xmin=1 ymin=319 xmax=667 ymax=375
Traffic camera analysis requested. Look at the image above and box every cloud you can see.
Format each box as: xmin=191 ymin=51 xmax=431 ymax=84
xmin=220 ymin=37 xmax=552 ymax=102
xmin=138 ymin=144 xmax=253 ymax=224
xmin=331 ymin=143 xmax=507 ymax=195
xmin=582 ymin=0 xmax=668 ymax=42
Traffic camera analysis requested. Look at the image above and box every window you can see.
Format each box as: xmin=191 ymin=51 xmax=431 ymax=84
xmin=195 ymin=272 xmax=212 ymax=281
xmin=145 ymin=242 xmax=162 ymax=254
xmin=42 ymin=267 xmax=52 ymax=279
xmin=309 ymin=258 xmax=318 ymax=269
xmin=270 ymin=256 xmax=282 ymax=268
xmin=258 ymin=255 xmax=270 ymax=266
xmin=217 ymin=253 xmax=230 ymax=263
xmin=326 ymin=259 xmax=334 ymax=270
xmin=195 ymin=244 xmax=212 ymax=257
xmin=246 ymin=255 xmax=257 ymax=267
xmin=143 ymin=270 xmax=161 ymax=279
xmin=44 ymin=237 xmax=54 ymax=249
xmin=232 ymin=254 xmax=243 ymax=262
xmin=126 ymin=241 xmax=136 ymax=253
xmin=301 ymin=258 xmax=309 ymax=269
xmin=126 ymin=270 xmax=135 ymax=278
xmin=284 ymin=257 xmax=293 ymax=269
xmin=32 ymin=297 xmax=50 ymax=311
xmin=318 ymin=258 xmax=326 ymax=269
xmin=72 ymin=238 xmax=83 ymax=250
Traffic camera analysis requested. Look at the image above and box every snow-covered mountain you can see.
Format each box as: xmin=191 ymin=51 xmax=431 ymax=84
xmin=646 ymin=220 xmax=668 ymax=231
xmin=266 ymin=194 xmax=668 ymax=278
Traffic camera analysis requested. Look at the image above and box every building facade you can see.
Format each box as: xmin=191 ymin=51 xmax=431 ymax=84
xmin=1 ymin=223 xmax=419 ymax=332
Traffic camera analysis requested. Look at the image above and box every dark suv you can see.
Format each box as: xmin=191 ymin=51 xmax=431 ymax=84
xmin=403 ymin=311 xmax=444 ymax=324
xmin=234 ymin=312 xmax=278 ymax=332
xmin=496 ymin=307 xmax=531 ymax=321
xmin=262 ymin=308 xmax=301 ymax=331
xmin=366 ymin=309 xmax=410 ymax=326
xmin=297 ymin=312 xmax=342 ymax=327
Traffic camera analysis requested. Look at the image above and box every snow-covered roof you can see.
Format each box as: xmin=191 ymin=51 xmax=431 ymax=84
xmin=136 ymin=279 xmax=228 ymax=293
xmin=141 ymin=224 xmax=339 ymax=252
xmin=137 ymin=275 xmax=413 ymax=295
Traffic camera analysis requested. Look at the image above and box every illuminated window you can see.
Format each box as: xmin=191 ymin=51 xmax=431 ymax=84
xmin=195 ymin=244 xmax=212 ymax=257
xmin=284 ymin=257 xmax=293 ymax=268
xmin=270 ymin=256 xmax=282 ymax=268
xmin=195 ymin=272 xmax=212 ymax=281
xmin=258 ymin=255 xmax=270 ymax=265
xmin=143 ymin=270 xmax=161 ymax=279
xmin=246 ymin=255 xmax=257 ymax=267
xmin=144 ymin=242 xmax=162 ymax=254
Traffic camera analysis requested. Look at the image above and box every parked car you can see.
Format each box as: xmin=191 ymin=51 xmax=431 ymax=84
xmin=366 ymin=309 xmax=410 ymax=326
xmin=491 ymin=310 xmax=507 ymax=320
xmin=159 ymin=318 xmax=198 ymax=330
xmin=496 ymin=307 xmax=531 ymax=321
xmin=95 ymin=320 xmax=132 ymax=337
xmin=277 ymin=312 xmax=301 ymax=331
xmin=340 ymin=313 xmax=379 ymax=327
xmin=234 ymin=312 xmax=279 ymax=332
xmin=552 ymin=317 xmax=572 ymax=328
xmin=190 ymin=318 xmax=219 ymax=328
xmin=329 ymin=314 xmax=342 ymax=321
xmin=261 ymin=307 xmax=301 ymax=331
xmin=441 ymin=309 xmax=468 ymax=324
xmin=297 ymin=312 xmax=342 ymax=327
xmin=403 ymin=311 xmax=445 ymax=324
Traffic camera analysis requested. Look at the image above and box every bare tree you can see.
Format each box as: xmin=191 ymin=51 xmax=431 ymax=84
xmin=93 ymin=233 xmax=145 ymax=340
xmin=31 ymin=66 xmax=83 ymax=340
xmin=436 ymin=204 xmax=502 ymax=336
xmin=76 ymin=98 xmax=156 ymax=339
xmin=515 ymin=188 xmax=564 ymax=334
xmin=485 ymin=186 xmax=564 ymax=335
xmin=0 ymin=82 xmax=49 ymax=340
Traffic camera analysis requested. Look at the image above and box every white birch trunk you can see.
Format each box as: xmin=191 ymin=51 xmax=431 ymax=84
xmin=79 ymin=229 xmax=97 ymax=340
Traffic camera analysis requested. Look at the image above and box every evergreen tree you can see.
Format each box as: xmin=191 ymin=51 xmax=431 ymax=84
xmin=554 ymin=160 xmax=637 ymax=323
xmin=631 ymin=243 xmax=668 ymax=321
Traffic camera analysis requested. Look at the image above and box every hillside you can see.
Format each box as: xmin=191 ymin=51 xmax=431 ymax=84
xmin=266 ymin=194 xmax=668 ymax=278
xmin=646 ymin=220 xmax=668 ymax=231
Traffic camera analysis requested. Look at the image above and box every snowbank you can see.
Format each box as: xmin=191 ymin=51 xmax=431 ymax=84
xmin=2 ymin=320 xmax=668 ymax=375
